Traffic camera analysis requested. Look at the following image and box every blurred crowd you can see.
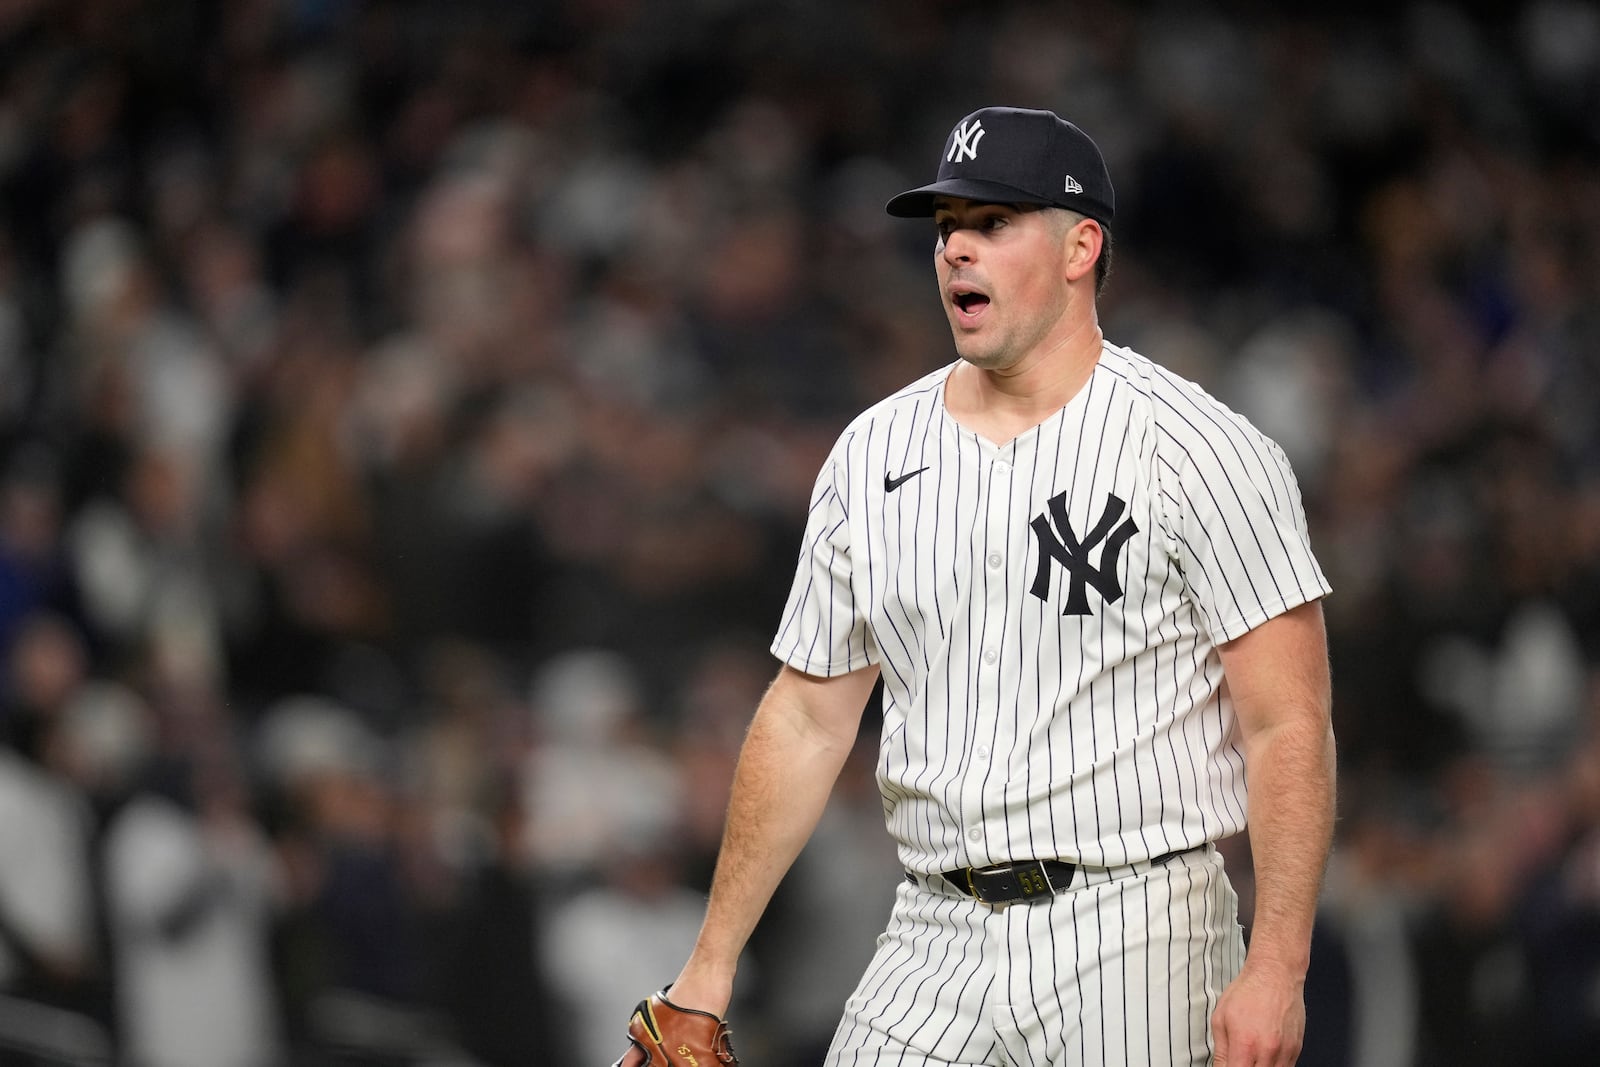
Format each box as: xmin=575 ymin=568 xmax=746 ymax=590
xmin=0 ymin=1 xmax=1598 ymax=1065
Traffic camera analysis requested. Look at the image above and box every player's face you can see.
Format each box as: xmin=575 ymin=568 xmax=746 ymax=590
xmin=932 ymin=198 xmax=1077 ymax=370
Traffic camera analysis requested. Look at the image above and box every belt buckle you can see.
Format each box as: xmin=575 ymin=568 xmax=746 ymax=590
xmin=968 ymin=860 xmax=1055 ymax=904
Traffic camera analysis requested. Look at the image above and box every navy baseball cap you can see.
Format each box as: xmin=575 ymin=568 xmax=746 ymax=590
xmin=885 ymin=106 xmax=1115 ymax=227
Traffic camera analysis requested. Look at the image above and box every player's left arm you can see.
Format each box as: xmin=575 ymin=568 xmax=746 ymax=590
xmin=1212 ymin=597 xmax=1336 ymax=1067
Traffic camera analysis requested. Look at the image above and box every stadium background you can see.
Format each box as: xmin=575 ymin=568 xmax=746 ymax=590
xmin=1 ymin=0 xmax=1598 ymax=1064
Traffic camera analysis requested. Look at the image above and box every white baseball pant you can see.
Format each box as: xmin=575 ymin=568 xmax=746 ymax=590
xmin=824 ymin=845 xmax=1243 ymax=1066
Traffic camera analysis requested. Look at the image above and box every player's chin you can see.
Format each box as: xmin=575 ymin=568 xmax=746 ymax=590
xmin=951 ymin=333 xmax=1005 ymax=368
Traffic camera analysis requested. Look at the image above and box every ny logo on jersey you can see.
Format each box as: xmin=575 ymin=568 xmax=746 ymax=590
xmin=947 ymin=119 xmax=986 ymax=162
xmin=1029 ymin=491 xmax=1139 ymax=616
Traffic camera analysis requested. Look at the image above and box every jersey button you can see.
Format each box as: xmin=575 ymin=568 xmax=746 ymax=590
xmin=982 ymin=649 xmax=997 ymax=664
xmin=987 ymin=552 xmax=1002 ymax=568
xmin=968 ymin=828 xmax=982 ymax=842
xmin=975 ymin=745 xmax=989 ymax=760
xmin=994 ymin=461 xmax=1011 ymax=475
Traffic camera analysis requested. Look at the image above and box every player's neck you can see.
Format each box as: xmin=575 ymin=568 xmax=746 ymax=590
xmin=945 ymin=324 xmax=1104 ymax=447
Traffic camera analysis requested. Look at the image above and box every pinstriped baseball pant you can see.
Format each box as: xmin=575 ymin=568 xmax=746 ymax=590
xmin=823 ymin=845 xmax=1243 ymax=1066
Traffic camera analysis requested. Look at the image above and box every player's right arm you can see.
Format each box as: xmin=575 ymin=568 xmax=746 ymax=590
xmin=666 ymin=661 xmax=882 ymax=1016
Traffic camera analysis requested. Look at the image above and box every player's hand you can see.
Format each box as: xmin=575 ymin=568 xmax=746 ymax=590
xmin=613 ymin=990 xmax=739 ymax=1067
xmin=1211 ymin=956 xmax=1305 ymax=1066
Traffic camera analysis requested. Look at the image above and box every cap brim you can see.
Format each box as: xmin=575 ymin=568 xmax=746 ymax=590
xmin=884 ymin=177 xmax=1051 ymax=217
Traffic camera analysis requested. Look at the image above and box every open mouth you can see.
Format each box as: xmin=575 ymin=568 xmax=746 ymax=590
xmin=952 ymin=290 xmax=991 ymax=320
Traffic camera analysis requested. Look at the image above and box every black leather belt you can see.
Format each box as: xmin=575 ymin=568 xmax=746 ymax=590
xmin=915 ymin=850 xmax=1183 ymax=905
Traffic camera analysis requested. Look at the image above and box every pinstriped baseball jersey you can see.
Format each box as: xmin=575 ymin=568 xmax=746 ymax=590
xmin=770 ymin=341 xmax=1330 ymax=876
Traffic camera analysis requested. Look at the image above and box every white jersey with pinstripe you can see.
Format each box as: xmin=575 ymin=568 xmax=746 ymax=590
xmin=769 ymin=340 xmax=1330 ymax=1065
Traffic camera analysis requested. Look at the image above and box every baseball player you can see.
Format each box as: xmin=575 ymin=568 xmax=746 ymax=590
xmin=620 ymin=106 xmax=1336 ymax=1067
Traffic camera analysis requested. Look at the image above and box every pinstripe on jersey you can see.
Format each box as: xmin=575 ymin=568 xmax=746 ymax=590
xmin=771 ymin=341 xmax=1331 ymax=877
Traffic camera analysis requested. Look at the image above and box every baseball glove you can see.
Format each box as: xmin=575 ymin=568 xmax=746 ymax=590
xmin=613 ymin=990 xmax=739 ymax=1067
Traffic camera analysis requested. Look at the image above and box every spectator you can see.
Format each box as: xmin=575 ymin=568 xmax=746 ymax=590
xmin=57 ymin=680 xmax=283 ymax=1067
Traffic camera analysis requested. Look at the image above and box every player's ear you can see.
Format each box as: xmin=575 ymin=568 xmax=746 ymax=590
xmin=1062 ymin=216 xmax=1102 ymax=286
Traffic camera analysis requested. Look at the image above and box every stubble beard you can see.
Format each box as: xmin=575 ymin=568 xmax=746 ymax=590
xmin=955 ymin=342 xmax=1015 ymax=372
xmin=950 ymin=313 xmax=1038 ymax=373
xmin=948 ymin=306 xmax=1013 ymax=370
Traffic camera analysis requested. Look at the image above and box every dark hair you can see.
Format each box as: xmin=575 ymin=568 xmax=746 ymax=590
xmin=1030 ymin=205 xmax=1113 ymax=297
xmin=1095 ymin=224 xmax=1113 ymax=297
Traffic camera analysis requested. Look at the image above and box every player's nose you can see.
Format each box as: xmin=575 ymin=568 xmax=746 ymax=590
xmin=941 ymin=227 xmax=976 ymax=265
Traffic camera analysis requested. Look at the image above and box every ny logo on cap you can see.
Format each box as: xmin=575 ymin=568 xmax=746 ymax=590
xmin=947 ymin=119 xmax=986 ymax=163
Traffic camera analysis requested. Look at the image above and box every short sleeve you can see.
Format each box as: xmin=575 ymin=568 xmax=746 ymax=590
xmin=770 ymin=453 xmax=875 ymax=676
xmin=1156 ymin=399 xmax=1331 ymax=644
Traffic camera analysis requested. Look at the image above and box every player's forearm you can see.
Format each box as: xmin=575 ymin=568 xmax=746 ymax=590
xmin=685 ymin=671 xmax=866 ymax=979
xmin=1240 ymin=713 xmax=1336 ymax=975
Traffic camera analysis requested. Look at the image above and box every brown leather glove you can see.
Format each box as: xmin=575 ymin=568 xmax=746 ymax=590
xmin=613 ymin=990 xmax=739 ymax=1067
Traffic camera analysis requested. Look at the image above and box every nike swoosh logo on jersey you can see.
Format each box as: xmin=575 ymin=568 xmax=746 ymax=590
xmin=884 ymin=467 xmax=929 ymax=493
